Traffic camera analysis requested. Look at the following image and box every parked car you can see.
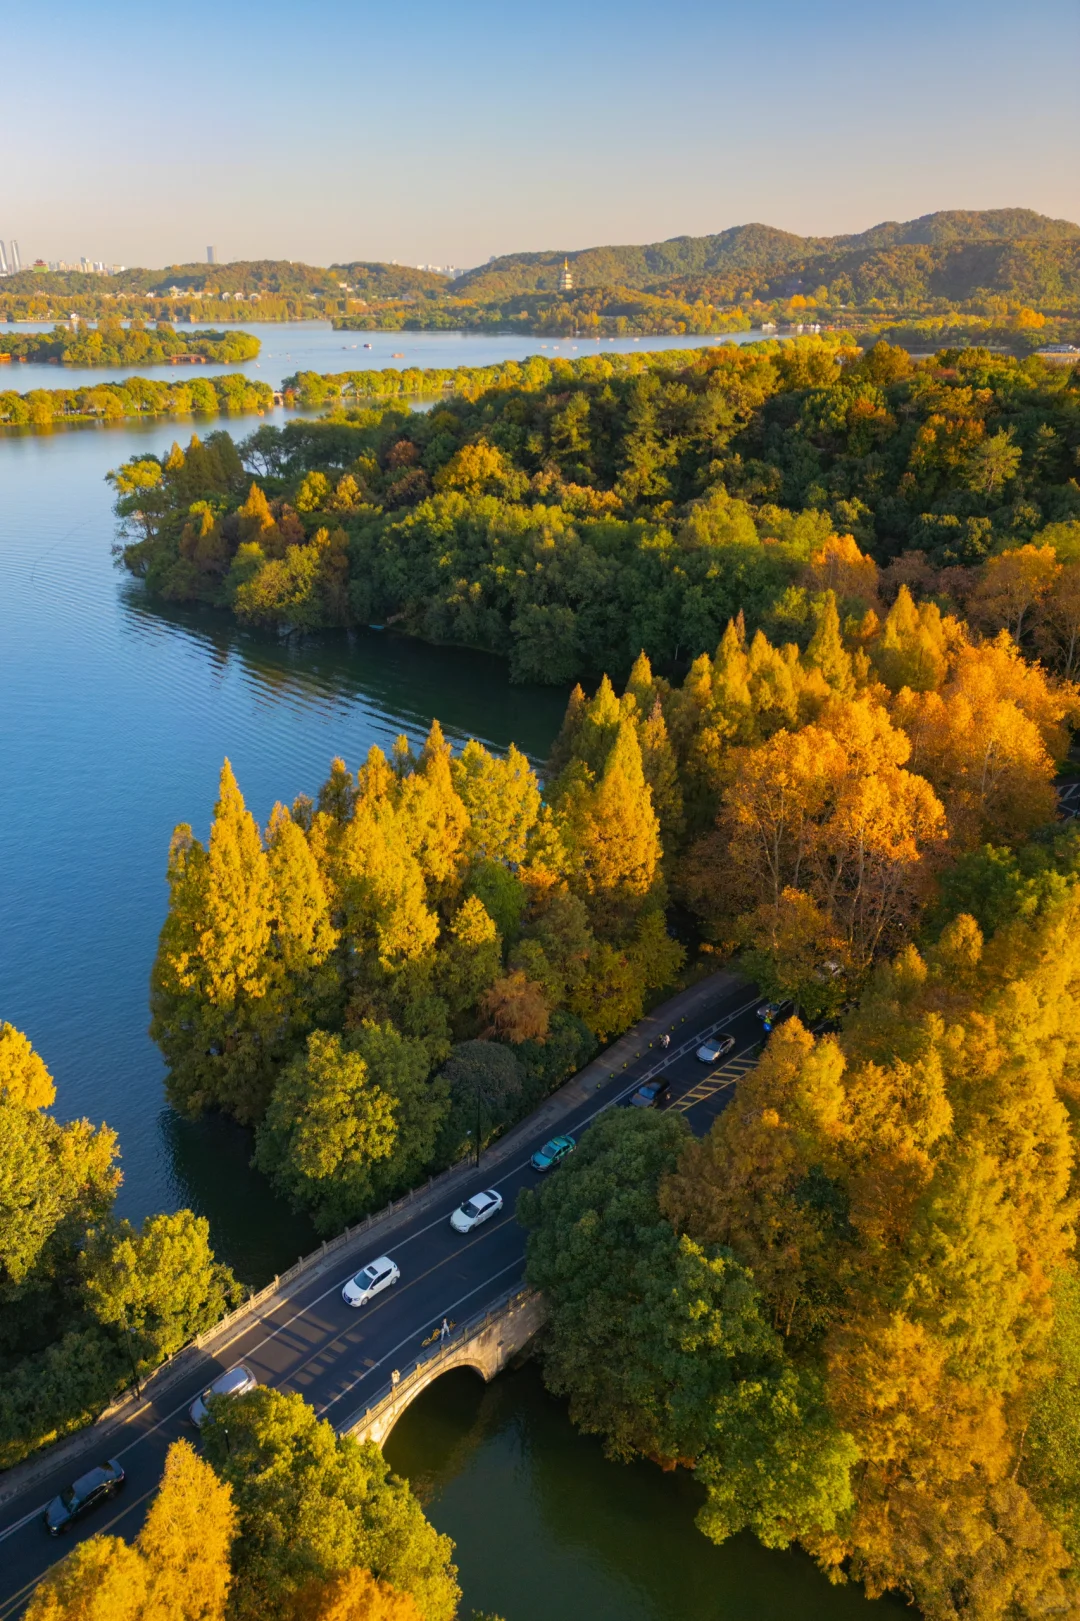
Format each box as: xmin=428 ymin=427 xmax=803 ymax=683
xmin=189 ymin=1362 xmax=258 ymax=1427
xmin=450 ymin=1189 xmax=503 ymax=1233
xmin=530 ymin=1134 xmax=576 ymax=1172
xmin=44 ymin=1460 xmax=125 ymax=1536
xmin=342 ymin=1255 xmax=400 ymax=1307
xmin=628 ymin=1076 xmax=671 ymax=1109
xmin=696 ymin=1034 xmax=736 ymax=1063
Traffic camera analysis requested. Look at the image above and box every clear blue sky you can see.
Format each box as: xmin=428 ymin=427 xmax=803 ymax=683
xmin=5 ymin=0 xmax=1077 ymax=270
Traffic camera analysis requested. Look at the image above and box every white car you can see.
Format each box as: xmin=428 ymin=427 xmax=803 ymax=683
xmin=696 ymin=1034 xmax=736 ymax=1063
xmin=450 ymin=1189 xmax=503 ymax=1234
xmin=342 ymin=1255 xmax=400 ymax=1307
xmin=189 ymin=1362 xmax=258 ymax=1427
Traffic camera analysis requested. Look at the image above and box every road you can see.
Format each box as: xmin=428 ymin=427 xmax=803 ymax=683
xmin=0 ymin=978 xmax=764 ymax=1616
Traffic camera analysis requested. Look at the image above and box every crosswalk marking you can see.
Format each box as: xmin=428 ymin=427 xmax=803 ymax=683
xmin=670 ymin=1054 xmax=757 ymax=1113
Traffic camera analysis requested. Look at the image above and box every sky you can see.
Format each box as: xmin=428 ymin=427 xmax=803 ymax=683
xmin=3 ymin=0 xmax=1078 ymax=271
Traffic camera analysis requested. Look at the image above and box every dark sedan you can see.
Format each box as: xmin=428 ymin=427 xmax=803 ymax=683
xmin=627 ymin=1076 xmax=671 ymax=1109
xmin=44 ymin=1460 xmax=125 ymax=1535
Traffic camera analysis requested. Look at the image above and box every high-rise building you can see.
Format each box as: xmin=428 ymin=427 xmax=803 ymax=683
xmin=0 ymin=241 xmax=8 ymax=275
xmin=207 ymin=245 xmax=216 ymax=265
xmin=10 ymin=240 xmax=21 ymax=272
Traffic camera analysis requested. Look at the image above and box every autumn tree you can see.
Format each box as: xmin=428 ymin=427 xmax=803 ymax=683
xmin=151 ymin=760 xmax=282 ymax=1121
xmin=200 ymin=1387 xmax=460 ymax=1621
xmin=520 ymin=1107 xmax=856 ymax=1547
xmin=24 ymin=1440 xmax=235 ymax=1621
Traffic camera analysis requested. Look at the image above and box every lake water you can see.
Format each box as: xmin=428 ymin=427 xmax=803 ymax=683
xmin=0 ymin=341 xmax=878 ymax=1621
xmin=0 ymin=320 xmax=766 ymax=396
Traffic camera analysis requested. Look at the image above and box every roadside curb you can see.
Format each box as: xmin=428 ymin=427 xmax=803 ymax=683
xmin=0 ymin=968 xmax=744 ymax=1510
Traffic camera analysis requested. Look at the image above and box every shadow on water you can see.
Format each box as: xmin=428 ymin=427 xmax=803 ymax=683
xmin=118 ymin=586 xmax=569 ymax=764
xmin=385 ymin=1363 xmax=902 ymax=1621
xmin=159 ymin=1108 xmax=317 ymax=1287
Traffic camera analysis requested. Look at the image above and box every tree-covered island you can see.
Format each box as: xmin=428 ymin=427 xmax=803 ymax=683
xmin=0 ymin=320 xmax=259 ymax=368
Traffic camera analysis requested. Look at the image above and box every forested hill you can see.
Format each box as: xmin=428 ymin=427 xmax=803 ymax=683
xmin=454 ymin=209 xmax=1080 ymax=305
xmin=0 ymin=259 xmax=451 ymax=300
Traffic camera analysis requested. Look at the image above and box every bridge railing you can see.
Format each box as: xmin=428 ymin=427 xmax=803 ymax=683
xmin=336 ymin=1280 xmax=536 ymax=1438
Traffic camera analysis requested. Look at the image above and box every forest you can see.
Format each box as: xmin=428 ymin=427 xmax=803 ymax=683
xmin=150 ymin=713 xmax=680 ymax=1231
xmin=0 ymin=321 xmax=259 ymax=368
xmin=26 ymin=322 xmax=1070 ymax=1618
xmin=139 ymin=487 xmax=1080 ymax=1616
xmin=112 ymin=338 xmax=1080 ymax=685
xmin=21 ymin=1406 xmax=472 ymax=1621
xmin=0 ymin=1022 xmax=240 ymax=1467
xmin=0 ymin=372 xmax=273 ymax=427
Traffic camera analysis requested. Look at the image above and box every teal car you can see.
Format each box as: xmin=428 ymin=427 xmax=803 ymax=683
xmin=531 ymin=1134 xmax=576 ymax=1172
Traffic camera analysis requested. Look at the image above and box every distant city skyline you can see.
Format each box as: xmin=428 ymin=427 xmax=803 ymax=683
xmin=4 ymin=0 xmax=1078 ymax=270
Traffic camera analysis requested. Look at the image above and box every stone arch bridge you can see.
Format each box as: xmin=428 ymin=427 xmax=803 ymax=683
xmin=338 ymin=1286 xmax=546 ymax=1449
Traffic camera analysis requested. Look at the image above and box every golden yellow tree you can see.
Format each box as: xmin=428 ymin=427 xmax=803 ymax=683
xmin=25 ymin=1538 xmax=147 ymax=1621
xmin=287 ymin=1567 xmax=423 ymax=1621
xmin=0 ymin=1021 xmax=55 ymax=1108
xmin=138 ymin=1439 xmax=236 ymax=1621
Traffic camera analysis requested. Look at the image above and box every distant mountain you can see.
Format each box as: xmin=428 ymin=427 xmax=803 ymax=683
xmin=454 ymin=210 xmax=1080 ymax=306
xmin=0 ymin=259 xmax=450 ymax=301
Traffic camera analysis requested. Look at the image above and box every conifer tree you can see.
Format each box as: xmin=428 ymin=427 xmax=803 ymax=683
xmin=563 ymin=717 xmax=662 ymax=934
xmin=236 ymin=482 xmax=282 ymax=554
xmin=805 ymin=591 xmax=854 ymax=695
xmin=266 ymin=804 xmax=339 ymax=988
xmin=397 ymin=720 xmax=469 ymax=890
xmin=452 ymin=740 xmax=541 ymax=865
xmin=138 ymin=1439 xmax=236 ymax=1621
xmin=287 ymin=1568 xmax=422 ymax=1621
xmin=152 ymin=762 xmax=281 ymax=1120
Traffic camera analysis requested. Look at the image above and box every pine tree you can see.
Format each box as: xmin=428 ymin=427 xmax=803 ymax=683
xmin=287 ymin=1568 xmax=423 ymax=1621
xmin=397 ymin=720 xmax=468 ymax=890
xmin=266 ymin=804 xmax=339 ymax=987
xmin=151 ymin=761 xmax=281 ymax=1120
xmin=138 ymin=1439 xmax=236 ymax=1621
xmin=805 ymin=591 xmax=854 ymax=695
xmin=564 ymin=717 xmax=662 ymax=934
xmin=452 ymin=739 xmax=541 ymax=865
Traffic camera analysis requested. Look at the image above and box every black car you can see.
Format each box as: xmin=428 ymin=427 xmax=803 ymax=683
xmin=44 ymin=1460 xmax=125 ymax=1535
xmin=628 ymin=1076 xmax=671 ymax=1109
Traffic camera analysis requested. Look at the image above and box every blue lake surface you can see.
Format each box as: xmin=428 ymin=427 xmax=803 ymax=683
xmin=0 ymin=320 xmax=767 ymax=394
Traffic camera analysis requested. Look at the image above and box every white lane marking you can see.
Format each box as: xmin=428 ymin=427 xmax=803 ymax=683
xmin=318 ymin=1259 xmax=527 ymax=1424
xmin=0 ymin=997 xmax=757 ymax=1546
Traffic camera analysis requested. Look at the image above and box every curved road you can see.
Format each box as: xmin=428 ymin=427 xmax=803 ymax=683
xmin=0 ymin=978 xmax=763 ymax=1615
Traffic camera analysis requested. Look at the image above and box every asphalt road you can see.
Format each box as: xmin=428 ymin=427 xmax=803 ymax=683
xmin=0 ymin=979 xmax=765 ymax=1616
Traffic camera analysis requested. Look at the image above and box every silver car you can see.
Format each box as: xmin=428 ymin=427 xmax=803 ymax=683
xmin=696 ymin=1034 xmax=736 ymax=1063
xmin=342 ymin=1254 xmax=400 ymax=1307
xmin=450 ymin=1189 xmax=503 ymax=1233
xmin=189 ymin=1362 xmax=258 ymax=1427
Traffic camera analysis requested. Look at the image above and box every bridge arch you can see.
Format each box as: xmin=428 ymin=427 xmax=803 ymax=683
xmin=339 ymin=1288 xmax=544 ymax=1450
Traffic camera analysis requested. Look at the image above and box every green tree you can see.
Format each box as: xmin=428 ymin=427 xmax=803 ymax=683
xmin=80 ymin=1211 xmax=241 ymax=1370
xmin=256 ymin=1027 xmax=444 ymax=1233
xmin=519 ymin=1108 xmax=855 ymax=1545
xmin=200 ymin=1387 xmax=460 ymax=1621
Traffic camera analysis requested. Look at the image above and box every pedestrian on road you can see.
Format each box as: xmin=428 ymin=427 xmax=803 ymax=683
xmin=660 ymin=1033 xmax=671 ymax=1050
xmin=440 ymin=1317 xmax=451 ymax=1343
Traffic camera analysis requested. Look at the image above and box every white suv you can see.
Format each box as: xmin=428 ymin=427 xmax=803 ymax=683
xmin=342 ymin=1255 xmax=400 ymax=1307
